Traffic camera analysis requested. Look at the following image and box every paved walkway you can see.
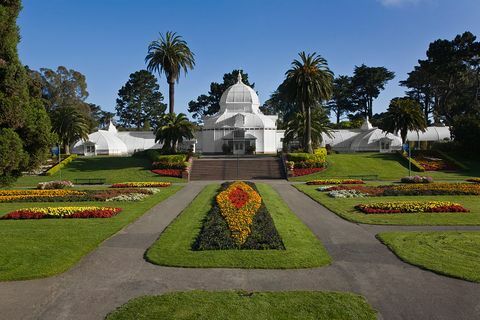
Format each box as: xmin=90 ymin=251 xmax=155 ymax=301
xmin=0 ymin=181 xmax=479 ymax=319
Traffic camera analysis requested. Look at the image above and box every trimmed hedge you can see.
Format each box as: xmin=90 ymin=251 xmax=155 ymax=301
xmin=45 ymin=154 xmax=78 ymax=176
xmin=152 ymin=154 xmax=188 ymax=169
xmin=192 ymin=182 xmax=285 ymax=251
xmin=287 ymin=148 xmax=327 ymax=169
xmin=397 ymin=151 xmax=424 ymax=172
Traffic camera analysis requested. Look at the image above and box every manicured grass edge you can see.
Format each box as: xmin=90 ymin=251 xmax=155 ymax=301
xmin=105 ymin=290 xmax=377 ymax=320
xmin=145 ymin=183 xmax=331 ymax=269
xmin=0 ymin=185 xmax=183 ymax=281
xmin=377 ymin=231 xmax=480 ymax=283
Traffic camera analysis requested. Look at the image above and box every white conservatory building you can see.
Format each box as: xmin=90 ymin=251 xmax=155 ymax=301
xmin=196 ymin=73 xmax=284 ymax=154
xmin=322 ymin=117 xmax=451 ymax=152
xmin=72 ymin=121 xmax=161 ymax=156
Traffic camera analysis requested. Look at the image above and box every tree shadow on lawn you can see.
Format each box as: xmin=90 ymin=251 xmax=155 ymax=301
xmin=66 ymin=156 xmax=152 ymax=173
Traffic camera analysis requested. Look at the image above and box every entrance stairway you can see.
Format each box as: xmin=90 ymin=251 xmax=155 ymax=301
xmin=189 ymin=157 xmax=285 ymax=180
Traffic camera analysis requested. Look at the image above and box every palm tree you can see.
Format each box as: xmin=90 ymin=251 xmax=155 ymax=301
xmin=155 ymin=113 xmax=195 ymax=153
xmin=283 ymin=52 xmax=334 ymax=153
xmin=51 ymin=106 xmax=89 ymax=154
xmin=284 ymin=107 xmax=333 ymax=149
xmin=379 ymin=98 xmax=427 ymax=144
xmin=145 ymin=31 xmax=195 ymax=114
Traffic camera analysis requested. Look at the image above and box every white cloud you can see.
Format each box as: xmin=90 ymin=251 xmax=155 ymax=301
xmin=378 ymin=0 xmax=422 ymax=7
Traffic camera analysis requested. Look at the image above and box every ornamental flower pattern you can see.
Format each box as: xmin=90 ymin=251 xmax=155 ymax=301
xmin=355 ymin=201 xmax=469 ymax=214
xmin=307 ymin=179 xmax=364 ymax=185
xmin=0 ymin=189 xmax=86 ymax=202
xmin=216 ymin=181 xmax=262 ymax=245
xmin=1 ymin=206 xmax=122 ymax=220
xmin=111 ymin=182 xmax=171 ymax=188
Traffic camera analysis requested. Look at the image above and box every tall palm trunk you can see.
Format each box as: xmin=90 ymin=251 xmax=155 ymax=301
xmin=168 ymin=78 xmax=175 ymax=114
xmin=305 ymin=105 xmax=313 ymax=154
xmin=64 ymin=143 xmax=70 ymax=155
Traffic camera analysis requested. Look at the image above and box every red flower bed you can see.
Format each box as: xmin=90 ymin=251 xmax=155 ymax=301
xmin=227 ymin=186 xmax=250 ymax=208
xmin=1 ymin=207 xmax=122 ymax=220
xmin=293 ymin=167 xmax=324 ymax=177
xmin=151 ymin=169 xmax=183 ymax=178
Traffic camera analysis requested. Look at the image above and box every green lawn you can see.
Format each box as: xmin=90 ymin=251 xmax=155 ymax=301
xmin=146 ymin=183 xmax=331 ymax=268
xmin=0 ymin=185 xmax=182 ymax=281
xmin=378 ymin=231 xmax=480 ymax=282
xmin=295 ymin=184 xmax=480 ymax=225
xmin=289 ymin=153 xmax=480 ymax=182
xmin=106 ymin=291 xmax=377 ymax=320
xmin=13 ymin=156 xmax=185 ymax=187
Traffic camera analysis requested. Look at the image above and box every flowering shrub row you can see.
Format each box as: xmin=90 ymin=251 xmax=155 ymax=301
xmin=317 ymin=183 xmax=480 ymax=197
xmin=151 ymin=169 xmax=183 ymax=178
xmin=216 ymin=181 xmax=262 ymax=244
xmin=37 ymin=180 xmax=74 ymax=190
xmin=192 ymin=181 xmax=284 ymax=251
xmin=0 ymin=188 xmax=161 ymax=202
xmin=293 ymin=168 xmax=324 ymax=177
xmin=0 ymin=206 xmax=122 ymax=220
xmin=467 ymin=178 xmax=480 ymax=183
xmin=0 ymin=189 xmax=86 ymax=202
xmin=355 ymin=201 xmax=469 ymax=214
xmin=110 ymin=182 xmax=171 ymax=188
xmin=400 ymin=176 xmax=433 ymax=184
xmin=307 ymin=179 xmax=364 ymax=185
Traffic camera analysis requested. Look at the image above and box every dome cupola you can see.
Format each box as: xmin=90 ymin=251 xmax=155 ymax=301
xmin=219 ymin=72 xmax=260 ymax=113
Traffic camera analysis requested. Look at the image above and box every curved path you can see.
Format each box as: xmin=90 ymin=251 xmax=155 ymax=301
xmin=1 ymin=181 xmax=479 ymax=320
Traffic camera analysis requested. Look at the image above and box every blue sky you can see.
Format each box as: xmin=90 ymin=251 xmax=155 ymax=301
xmin=18 ymin=0 xmax=480 ymax=120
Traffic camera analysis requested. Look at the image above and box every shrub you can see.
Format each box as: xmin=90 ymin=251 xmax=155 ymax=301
xmin=152 ymin=154 xmax=188 ymax=169
xmin=45 ymin=154 xmax=78 ymax=176
xmin=287 ymin=150 xmax=326 ymax=169
xmin=37 ymin=180 xmax=74 ymax=189
xmin=400 ymin=176 xmax=433 ymax=184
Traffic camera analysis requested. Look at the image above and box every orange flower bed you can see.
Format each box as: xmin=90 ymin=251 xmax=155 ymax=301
xmin=216 ymin=181 xmax=262 ymax=245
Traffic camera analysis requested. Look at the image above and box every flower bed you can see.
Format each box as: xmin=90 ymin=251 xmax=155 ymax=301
xmin=192 ymin=181 xmax=284 ymax=250
xmin=37 ymin=180 xmax=74 ymax=190
xmin=413 ymin=154 xmax=457 ymax=171
xmin=317 ymin=183 xmax=480 ymax=197
xmin=0 ymin=188 xmax=161 ymax=202
xmin=400 ymin=176 xmax=433 ymax=184
xmin=466 ymin=178 xmax=480 ymax=183
xmin=307 ymin=179 xmax=364 ymax=185
xmin=355 ymin=201 xmax=469 ymax=214
xmin=151 ymin=169 xmax=183 ymax=178
xmin=111 ymin=182 xmax=171 ymax=188
xmin=0 ymin=206 xmax=122 ymax=220
xmin=0 ymin=189 xmax=86 ymax=202
xmin=328 ymin=190 xmax=366 ymax=198
xmin=292 ymin=167 xmax=324 ymax=177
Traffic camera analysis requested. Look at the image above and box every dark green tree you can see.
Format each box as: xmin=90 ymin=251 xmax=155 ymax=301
xmin=327 ymin=75 xmax=355 ymax=124
xmin=0 ymin=1 xmax=53 ymax=185
xmin=351 ymin=64 xmax=395 ymax=118
xmin=146 ymin=31 xmax=195 ymax=114
xmin=155 ymin=113 xmax=195 ymax=153
xmin=379 ymin=97 xmax=427 ymax=144
xmin=38 ymin=66 xmax=89 ymax=112
xmin=116 ymin=70 xmax=167 ymax=130
xmin=282 ymin=52 xmax=334 ymax=153
xmin=188 ymin=70 xmax=254 ymax=121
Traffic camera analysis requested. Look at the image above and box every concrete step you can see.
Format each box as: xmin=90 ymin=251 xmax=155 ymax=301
xmin=190 ymin=158 xmax=285 ymax=180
